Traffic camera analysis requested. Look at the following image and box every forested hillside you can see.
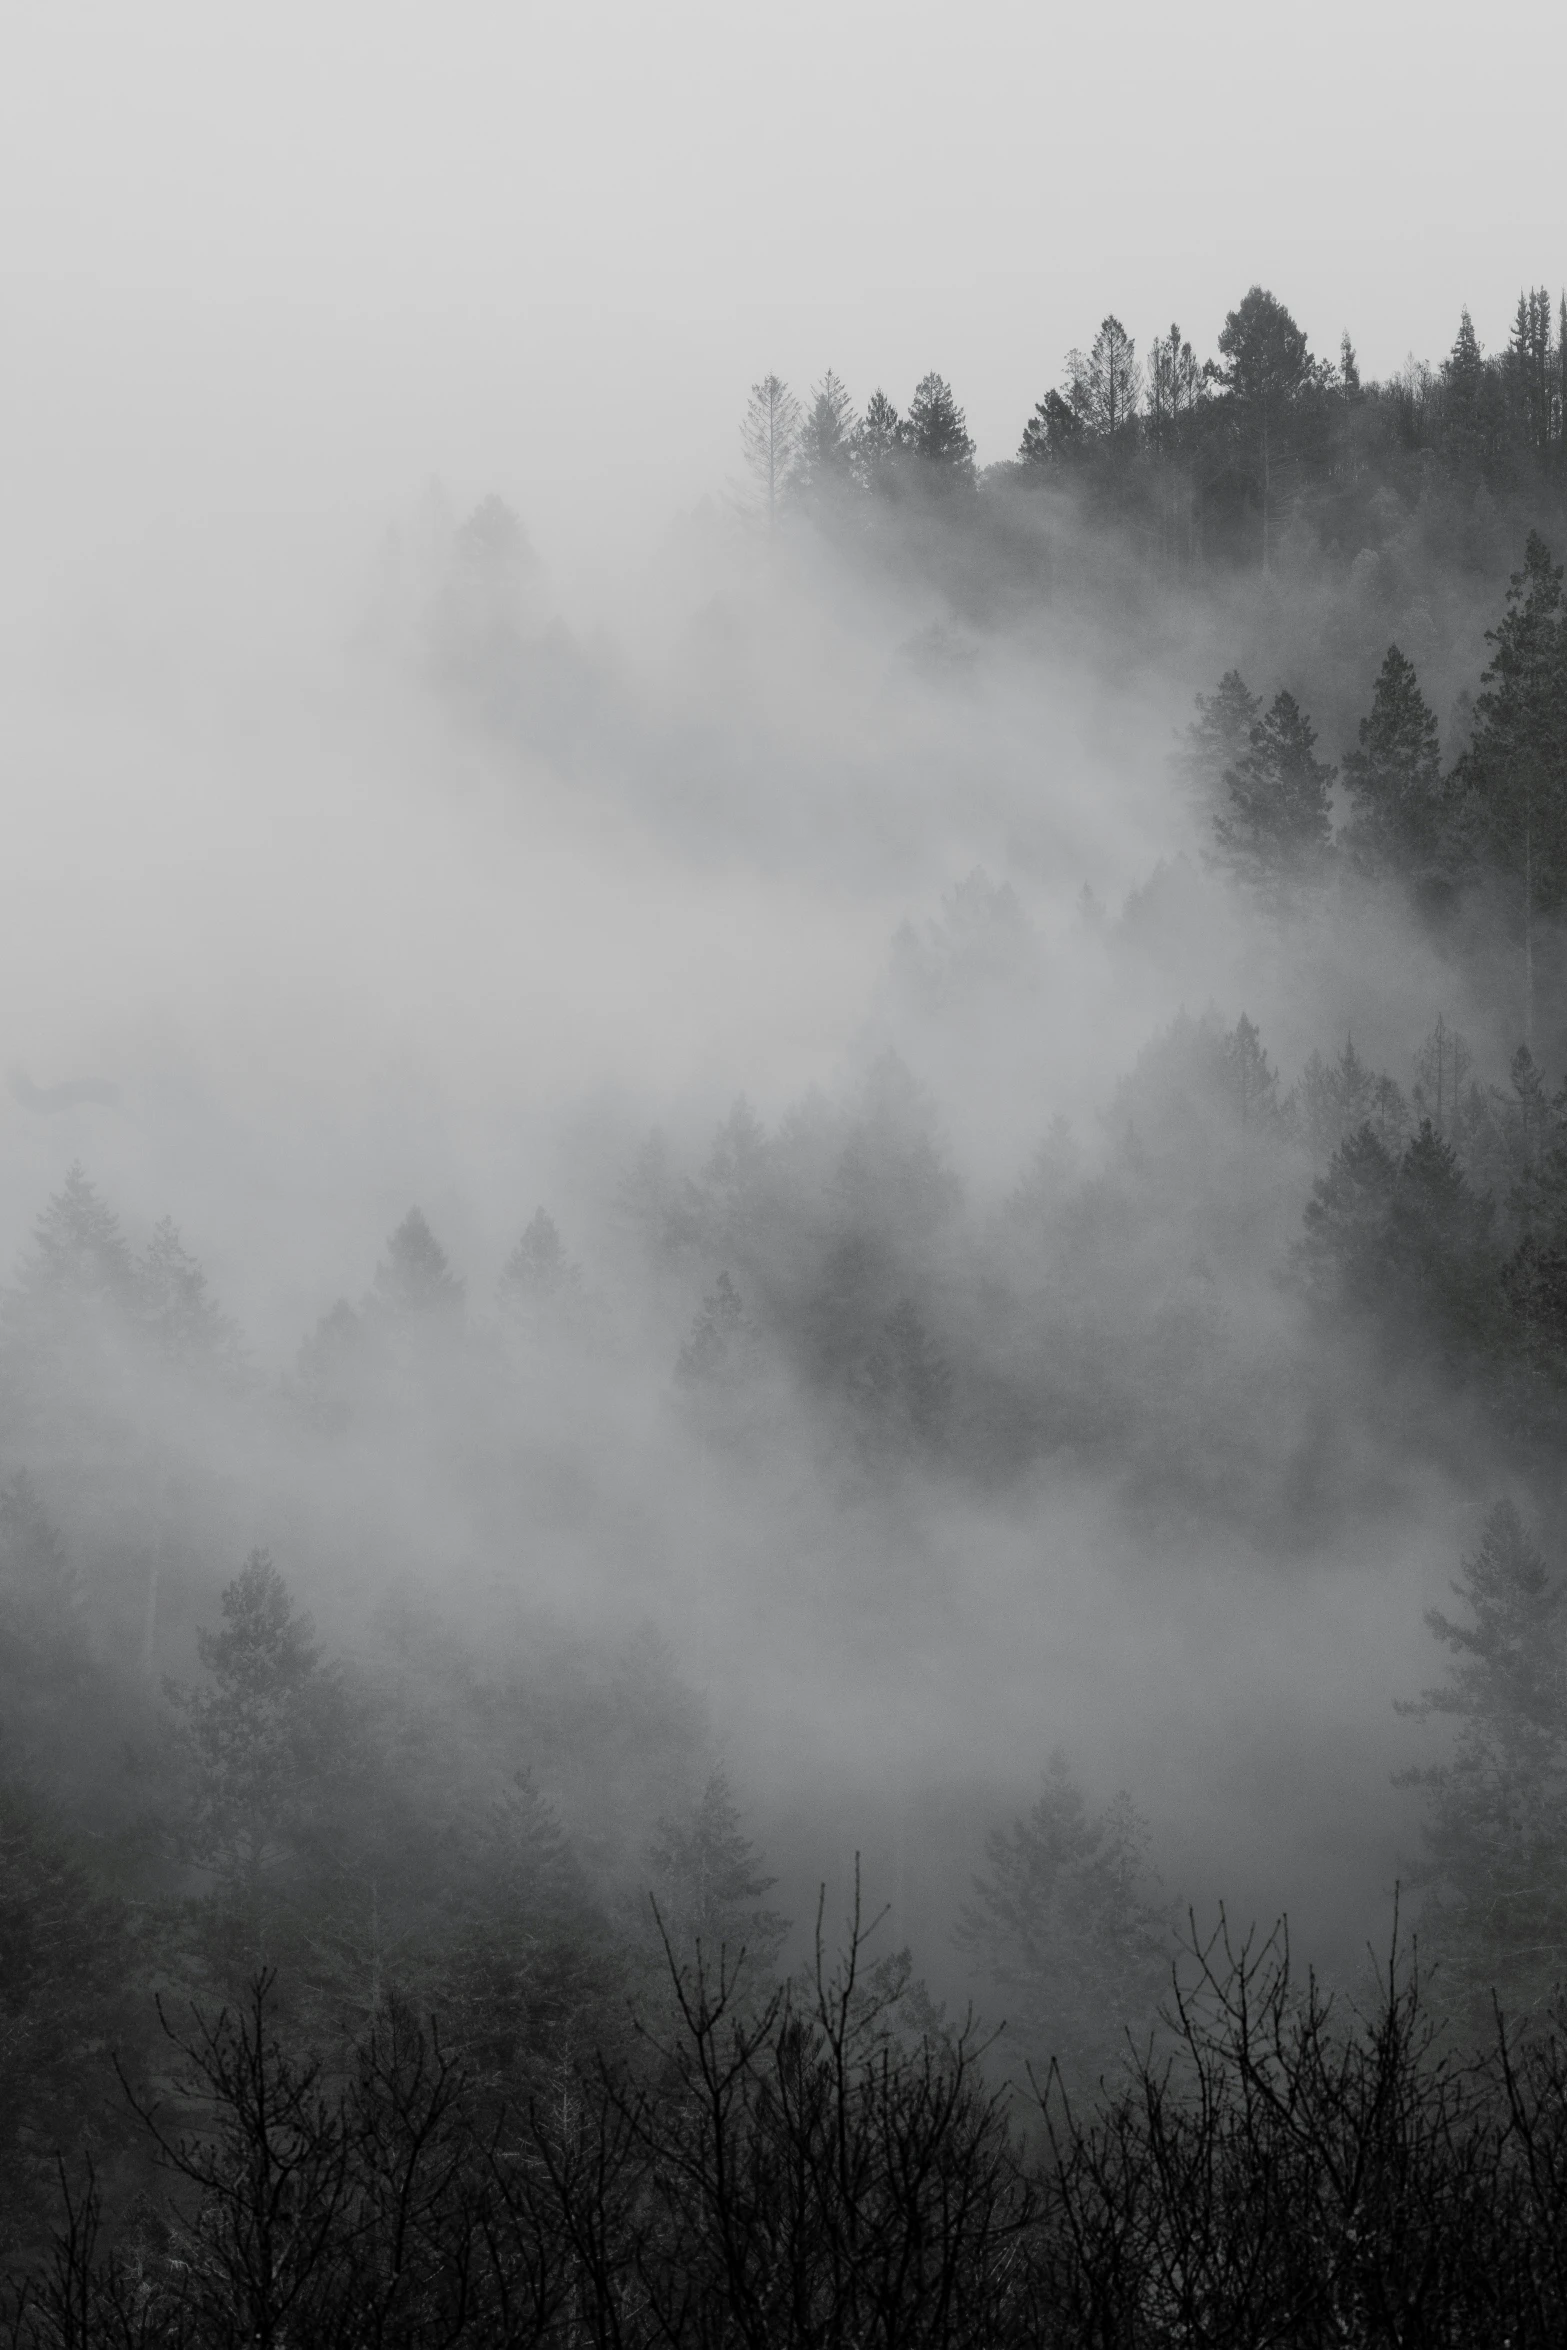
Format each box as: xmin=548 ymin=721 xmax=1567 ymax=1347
xmin=8 ymin=275 xmax=1567 ymax=2338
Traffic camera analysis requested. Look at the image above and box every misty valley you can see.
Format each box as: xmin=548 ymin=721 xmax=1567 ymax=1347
xmin=10 ymin=281 xmax=1567 ymax=2343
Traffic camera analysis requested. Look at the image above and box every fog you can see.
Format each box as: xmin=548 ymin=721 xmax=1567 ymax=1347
xmin=0 ymin=465 xmax=1499 ymax=1996
xmin=5 ymin=21 xmax=1567 ymax=2288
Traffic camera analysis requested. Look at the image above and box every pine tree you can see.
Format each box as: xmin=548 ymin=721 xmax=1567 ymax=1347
xmin=371 ymin=1208 xmax=464 ymax=1319
xmin=1211 ymin=689 xmax=1336 ymax=885
xmin=1411 ymin=1018 xmax=1473 ymax=1138
xmin=1177 ymin=670 xmax=1260 ymax=815
xmin=795 ymin=371 xmax=858 ymax=500
xmin=905 ymin=373 xmax=975 ymax=486
xmin=1458 ymin=531 xmax=1567 ymax=1043
xmin=1216 ymin=287 xmax=1318 ymax=569
xmin=1017 ymin=389 xmax=1083 ymax=469
xmin=740 ymin=374 xmax=802 ymax=525
xmin=647 ymin=1766 xmax=789 ymax=1975
xmin=1146 ymin=322 xmax=1203 ymax=455
xmin=10 ymin=1164 xmax=135 ymax=1318
xmin=957 ymin=1753 xmax=1169 ymax=2093
xmin=1342 ymin=645 xmax=1451 ymax=887
xmin=1299 ymin=1037 xmax=1410 ymax=1160
xmin=853 ymin=388 xmax=907 ymax=490
xmin=137 ymin=1217 xmax=241 ymax=1371
xmin=1220 ymin=1013 xmax=1279 ymax=1130
xmin=1064 ymin=316 xmax=1141 ymax=444
xmin=1507 ymin=288 xmax=1556 ymax=467
xmin=1397 ymin=1501 xmax=1567 ymax=2030
xmin=167 ymin=1553 xmax=341 ymax=1939
xmin=1441 ymin=307 xmax=1488 ymax=473
xmin=498 ymin=1208 xmax=578 ymax=1307
xmin=676 ymin=1271 xmax=744 ymax=1384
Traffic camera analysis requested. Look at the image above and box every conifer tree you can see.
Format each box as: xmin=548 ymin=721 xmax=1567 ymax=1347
xmin=795 ymin=371 xmax=858 ymax=500
xmin=137 ymin=1216 xmax=240 ymax=1371
xmin=1342 ymin=645 xmax=1451 ymax=888
xmin=1064 ymin=316 xmax=1141 ymax=444
xmin=958 ymin=1753 xmax=1169 ymax=2093
xmin=371 ymin=1208 xmax=464 ymax=1320
xmin=1216 ymin=287 xmax=1319 ymax=569
xmin=1300 ymin=1037 xmax=1410 ymax=1160
xmin=167 ymin=1553 xmax=341 ymax=1942
xmin=647 ymin=1766 xmax=789 ymax=1975
xmin=1177 ymin=670 xmax=1260 ymax=815
xmin=498 ymin=1207 xmax=577 ymax=1307
xmin=1220 ymin=1013 xmax=1279 ymax=1130
xmin=1211 ymin=689 xmax=1336 ymax=886
xmin=676 ymin=1271 xmax=744 ymax=1383
xmin=853 ymin=388 xmax=906 ymax=490
xmin=1442 ymin=307 xmax=1488 ymax=472
xmin=10 ymin=1164 xmax=135 ymax=1320
xmin=1507 ymin=288 xmax=1557 ymax=466
xmin=905 ymin=373 xmax=976 ymax=486
xmin=1397 ymin=1501 xmax=1567 ymax=2030
xmin=740 ymin=374 xmax=802 ymax=526
xmin=1017 ymin=389 xmax=1083 ymax=468
xmin=1458 ymin=531 xmax=1567 ymax=1043
xmin=1146 ymin=322 xmax=1203 ymax=454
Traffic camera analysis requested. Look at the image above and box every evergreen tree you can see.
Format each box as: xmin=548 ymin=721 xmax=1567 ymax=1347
xmin=957 ymin=1753 xmax=1169 ymax=2093
xmin=905 ymin=373 xmax=976 ymax=486
xmin=440 ymin=1769 xmax=614 ymax=2090
xmin=795 ymin=371 xmax=858 ymax=499
xmin=1298 ymin=1118 xmax=1496 ymax=1357
xmin=740 ymin=374 xmax=802 ymax=526
xmin=854 ymin=388 xmax=906 ymax=490
xmin=1397 ymin=1501 xmax=1567 ymax=2029
xmin=1297 ymin=1122 xmax=1400 ymax=1304
xmin=1017 ymin=388 xmax=1083 ymax=468
xmin=676 ymin=1270 xmax=744 ymax=1384
xmin=1177 ymin=670 xmax=1260 ymax=814
xmin=647 ymin=1766 xmax=789 ymax=1976
xmin=1458 ymin=531 xmax=1567 ymax=1043
xmin=1216 ymin=287 xmax=1319 ymax=568
xmin=371 ymin=1208 xmax=464 ymax=1320
xmin=1220 ymin=1013 xmax=1279 ymax=1130
xmin=1411 ymin=1017 xmax=1474 ymax=1138
xmin=9 ymin=1164 xmax=135 ymax=1320
xmin=1211 ymin=689 xmax=1336 ymax=886
xmin=167 ymin=1554 xmax=342 ymax=1942
xmin=1146 ymin=322 xmax=1203 ymax=455
xmin=1342 ymin=645 xmax=1452 ymax=889
xmin=1507 ymin=288 xmax=1557 ymax=468
xmin=1064 ymin=315 xmax=1141 ymax=444
xmin=498 ymin=1207 xmax=578 ymax=1307
xmin=1300 ymin=1037 xmax=1410 ymax=1161
xmin=137 ymin=1216 xmax=241 ymax=1372
xmin=1441 ymin=307 xmax=1490 ymax=472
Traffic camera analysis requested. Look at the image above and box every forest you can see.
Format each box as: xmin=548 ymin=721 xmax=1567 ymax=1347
xmin=7 ymin=275 xmax=1567 ymax=2340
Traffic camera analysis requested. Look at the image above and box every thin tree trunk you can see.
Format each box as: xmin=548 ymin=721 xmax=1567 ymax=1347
xmin=1261 ymin=416 xmax=1271 ymax=575
xmin=1524 ymin=812 xmax=1535 ymax=1052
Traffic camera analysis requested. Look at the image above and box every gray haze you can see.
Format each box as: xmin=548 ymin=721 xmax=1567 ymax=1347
xmin=1 ymin=7 xmax=1558 ymax=2021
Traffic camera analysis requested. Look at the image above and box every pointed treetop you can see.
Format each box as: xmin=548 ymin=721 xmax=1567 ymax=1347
xmin=372 ymin=1207 xmax=464 ymax=1317
xmin=16 ymin=1162 xmax=135 ymax=1306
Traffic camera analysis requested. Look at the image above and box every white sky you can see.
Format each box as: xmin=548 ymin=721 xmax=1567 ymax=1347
xmin=3 ymin=0 xmax=1564 ymax=585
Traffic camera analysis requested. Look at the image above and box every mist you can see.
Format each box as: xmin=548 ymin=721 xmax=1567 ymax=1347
xmin=5 ymin=8 xmax=1567 ymax=2323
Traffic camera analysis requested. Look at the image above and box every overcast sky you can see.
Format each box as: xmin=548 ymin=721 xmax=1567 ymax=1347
xmin=3 ymin=0 xmax=1564 ymax=585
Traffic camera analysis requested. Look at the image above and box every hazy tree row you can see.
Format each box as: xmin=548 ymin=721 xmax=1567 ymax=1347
xmin=744 ymin=281 xmax=1567 ymax=571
